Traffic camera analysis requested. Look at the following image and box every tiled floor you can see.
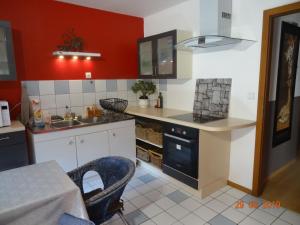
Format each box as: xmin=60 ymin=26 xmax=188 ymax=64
xmin=83 ymin=164 xmax=300 ymax=225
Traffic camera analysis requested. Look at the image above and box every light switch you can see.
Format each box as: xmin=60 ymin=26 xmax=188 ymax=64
xmin=85 ymin=72 xmax=92 ymax=79
xmin=247 ymin=92 xmax=255 ymax=100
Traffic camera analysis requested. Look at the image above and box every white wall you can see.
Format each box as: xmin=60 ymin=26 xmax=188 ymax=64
xmin=144 ymin=0 xmax=300 ymax=189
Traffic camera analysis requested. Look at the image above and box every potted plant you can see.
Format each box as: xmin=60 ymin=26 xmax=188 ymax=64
xmin=131 ymin=80 xmax=156 ymax=108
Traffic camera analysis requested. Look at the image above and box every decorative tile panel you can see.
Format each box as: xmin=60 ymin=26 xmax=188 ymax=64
xmin=193 ymin=79 xmax=232 ymax=118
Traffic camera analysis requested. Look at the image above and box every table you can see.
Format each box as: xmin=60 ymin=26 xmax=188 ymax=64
xmin=0 ymin=161 xmax=88 ymax=225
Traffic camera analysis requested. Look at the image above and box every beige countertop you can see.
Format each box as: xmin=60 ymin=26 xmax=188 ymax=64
xmin=0 ymin=121 xmax=25 ymax=134
xmin=126 ymin=106 xmax=256 ymax=132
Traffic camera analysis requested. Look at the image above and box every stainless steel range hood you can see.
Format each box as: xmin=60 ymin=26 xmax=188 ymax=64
xmin=176 ymin=0 xmax=254 ymax=50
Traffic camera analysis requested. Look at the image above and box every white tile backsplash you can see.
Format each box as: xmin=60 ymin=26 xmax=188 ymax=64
xmin=39 ymin=81 xmax=55 ymax=95
xmin=71 ymin=106 xmax=84 ymax=117
xmin=106 ymin=91 xmax=118 ymax=98
xmin=43 ymin=108 xmax=57 ymax=116
xmin=70 ymin=93 xmax=83 ymax=107
xmin=128 ymin=91 xmax=138 ymax=101
xmin=95 ymin=80 xmax=106 ymax=92
xmin=69 ymin=80 xmax=83 ymax=93
xmin=55 ymin=94 xmax=70 ymax=108
xmin=83 ymin=92 xmax=96 ymax=106
xmin=56 ymin=107 xmax=67 ymax=117
xmin=24 ymin=79 xmax=164 ymax=116
xmin=118 ymin=91 xmax=128 ymax=100
xmin=117 ymin=80 xmax=127 ymax=91
xmin=96 ymin=92 xmax=107 ymax=102
xmin=40 ymin=95 xmax=56 ymax=109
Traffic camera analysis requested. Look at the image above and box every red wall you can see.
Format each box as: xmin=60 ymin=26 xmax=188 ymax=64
xmin=0 ymin=0 xmax=143 ymax=117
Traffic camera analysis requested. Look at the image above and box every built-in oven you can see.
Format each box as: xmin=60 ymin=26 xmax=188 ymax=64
xmin=163 ymin=123 xmax=199 ymax=189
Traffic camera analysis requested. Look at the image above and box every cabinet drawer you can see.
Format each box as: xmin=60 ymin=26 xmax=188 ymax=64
xmin=0 ymin=143 xmax=29 ymax=171
xmin=0 ymin=131 xmax=26 ymax=147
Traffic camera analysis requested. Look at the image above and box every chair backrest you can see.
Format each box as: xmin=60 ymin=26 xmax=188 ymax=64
xmin=68 ymin=156 xmax=135 ymax=224
xmin=68 ymin=156 xmax=135 ymax=196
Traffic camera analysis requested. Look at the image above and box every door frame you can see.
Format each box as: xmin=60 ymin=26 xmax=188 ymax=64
xmin=253 ymin=1 xmax=300 ymax=196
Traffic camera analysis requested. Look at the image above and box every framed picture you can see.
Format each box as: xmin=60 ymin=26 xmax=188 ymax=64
xmin=273 ymin=21 xmax=300 ymax=147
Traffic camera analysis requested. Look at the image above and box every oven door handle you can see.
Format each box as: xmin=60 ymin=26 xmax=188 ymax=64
xmin=164 ymin=133 xmax=194 ymax=144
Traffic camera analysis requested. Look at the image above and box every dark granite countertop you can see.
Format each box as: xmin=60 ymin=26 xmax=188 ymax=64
xmin=27 ymin=112 xmax=134 ymax=134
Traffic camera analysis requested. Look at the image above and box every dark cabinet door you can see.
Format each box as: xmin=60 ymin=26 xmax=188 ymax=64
xmin=0 ymin=131 xmax=28 ymax=171
xmin=0 ymin=21 xmax=17 ymax=81
xmin=138 ymin=30 xmax=176 ymax=79
xmin=0 ymin=144 xmax=29 ymax=172
xmin=163 ymin=134 xmax=198 ymax=179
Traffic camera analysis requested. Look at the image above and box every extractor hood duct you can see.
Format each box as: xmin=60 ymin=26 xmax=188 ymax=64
xmin=176 ymin=0 xmax=254 ymax=50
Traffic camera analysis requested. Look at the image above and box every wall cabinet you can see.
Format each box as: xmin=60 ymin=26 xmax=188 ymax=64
xmin=138 ymin=30 xmax=192 ymax=79
xmin=0 ymin=21 xmax=17 ymax=80
xmin=29 ymin=120 xmax=135 ymax=172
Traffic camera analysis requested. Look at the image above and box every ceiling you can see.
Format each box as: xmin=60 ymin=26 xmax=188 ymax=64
xmin=57 ymin=0 xmax=189 ymax=17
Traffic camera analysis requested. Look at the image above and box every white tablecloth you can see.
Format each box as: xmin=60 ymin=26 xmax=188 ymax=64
xmin=0 ymin=161 xmax=88 ymax=225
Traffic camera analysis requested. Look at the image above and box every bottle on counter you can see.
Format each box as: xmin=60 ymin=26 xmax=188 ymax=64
xmin=158 ymin=92 xmax=163 ymax=108
xmin=32 ymin=99 xmax=45 ymax=128
xmin=155 ymin=96 xmax=160 ymax=108
xmin=64 ymin=105 xmax=72 ymax=120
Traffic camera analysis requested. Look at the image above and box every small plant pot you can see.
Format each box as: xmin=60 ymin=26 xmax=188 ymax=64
xmin=139 ymin=99 xmax=149 ymax=108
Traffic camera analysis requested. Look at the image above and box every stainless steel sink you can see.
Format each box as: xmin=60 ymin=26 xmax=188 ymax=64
xmin=51 ymin=120 xmax=82 ymax=128
xmin=77 ymin=117 xmax=107 ymax=124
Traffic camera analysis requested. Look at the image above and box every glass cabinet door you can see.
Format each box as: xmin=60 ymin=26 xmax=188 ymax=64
xmin=157 ymin=33 xmax=175 ymax=76
xmin=139 ymin=40 xmax=154 ymax=76
xmin=0 ymin=21 xmax=16 ymax=80
xmin=0 ymin=28 xmax=9 ymax=75
xmin=138 ymin=30 xmax=177 ymax=79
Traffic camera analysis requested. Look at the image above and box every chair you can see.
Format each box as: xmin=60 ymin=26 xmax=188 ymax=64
xmin=68 ymin=156 xmax=135 ymax=225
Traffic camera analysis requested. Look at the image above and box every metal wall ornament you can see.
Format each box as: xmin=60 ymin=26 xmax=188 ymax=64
xmin=273 ymin=21 xmax=300 ymax=147
xmin=57 ymin=28 xmax=84 ymax=52
xmin=54 ymin=28 xmax=101 ymax=60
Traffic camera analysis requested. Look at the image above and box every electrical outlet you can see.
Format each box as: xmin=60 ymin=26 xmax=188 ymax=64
xmin=85 ymin=72 xmax=92 ymax=79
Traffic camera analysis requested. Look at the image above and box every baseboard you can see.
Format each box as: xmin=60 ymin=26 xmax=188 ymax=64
xmin=227 ymin=180 xmax=252 ymax=194
xmin=267 ymin=159 xmax=296 ymax=181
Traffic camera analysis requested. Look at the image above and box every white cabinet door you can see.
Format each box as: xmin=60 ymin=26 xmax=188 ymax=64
xmin=109 ymin=126 xmax=136 ymax=162
xmin=34 ymin=137 xmax=77 ymax=172
xmin=76 ymin=131 xmax=110 ymax=166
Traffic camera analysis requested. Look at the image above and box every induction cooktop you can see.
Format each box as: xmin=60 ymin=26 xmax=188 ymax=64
xmin=169 ymin=113 xmax=224 ymax=124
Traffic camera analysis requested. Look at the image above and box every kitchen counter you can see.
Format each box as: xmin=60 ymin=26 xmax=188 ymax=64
xmin=126 ymin=106 xmax=256 ymax=132
xmin=27 ymin=112 xmax=134 ymax=134
xmin=0 ymin=120 xmax=25 ymax=134
xmin=127 ymin=106 xmax=255 ymax=197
